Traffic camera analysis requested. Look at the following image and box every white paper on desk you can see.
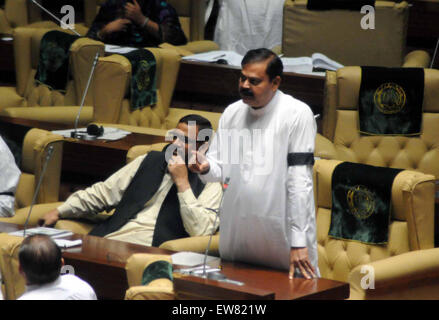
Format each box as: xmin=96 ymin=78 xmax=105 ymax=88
xmin=105 ymin=44 xmax=139 ymax=54
xmin=9 ymin=227 xmax=73 ymax=239
xmin=182 ymin=50 xmax=244 ymax=67
xmin=171 ymin=251 xmax=219 ymax=267
xmin=54 ymin=239 xmax=82 ymax=248
xmin=51 ymin=127 xmax=131 ymax=141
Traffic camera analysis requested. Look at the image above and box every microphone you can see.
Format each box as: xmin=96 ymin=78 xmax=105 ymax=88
xmin=202 ymin=177 xmax=230 ymax=278
xmin=71 ymin=52 xmax=100 ymax=140
xmin=29 ymin=0 xmax=81 ymax=36
xmin=23 ymin=145 xmax=54 ymax=237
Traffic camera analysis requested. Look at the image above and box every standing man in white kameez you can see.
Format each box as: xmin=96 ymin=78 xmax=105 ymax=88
xmin=191 ymin=48 xmax=319 ymax=279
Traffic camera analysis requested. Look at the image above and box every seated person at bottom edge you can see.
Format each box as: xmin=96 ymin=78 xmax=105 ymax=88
xmin=86 ymin=0 xmax=187 ymax=47
xmin=18 ymin=234 xmax=96 ymax=300
xmin=40 ymin=115 xmax=221 ymax=247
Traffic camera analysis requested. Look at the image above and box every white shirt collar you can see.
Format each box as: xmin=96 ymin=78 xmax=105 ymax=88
xmin=246 ymin=90 xmax=280 ymax=117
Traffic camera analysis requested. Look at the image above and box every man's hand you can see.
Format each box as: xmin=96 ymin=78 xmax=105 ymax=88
xmin=101 ymin=18 xmax=131 ymax=37
xmin=289 ymin=247 xmax=316 ymax=280
xmin=38 ymin=209 xmax=60 ymax=227
xmin=189 ymin=143 xmax=210 ymax=174
xmin=168 ymin=154 xmax=190 ymax=192
xmin=125 ymin=0 xmax=146 ymax=26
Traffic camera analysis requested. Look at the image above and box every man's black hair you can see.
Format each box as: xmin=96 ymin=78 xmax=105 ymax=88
xmin=19 ymin=234 xmax=62 ymax=285
xmin=178 ymin=114 xmax=213 ymax=142
xmin=241 ymin=48 xmax=283 ymax=81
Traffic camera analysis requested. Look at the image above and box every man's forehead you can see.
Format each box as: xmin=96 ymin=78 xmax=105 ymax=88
xmin=241 ymin=61 xmax=269 ymax=78
xmin=176 ymin=122 xmax=198 ymax=134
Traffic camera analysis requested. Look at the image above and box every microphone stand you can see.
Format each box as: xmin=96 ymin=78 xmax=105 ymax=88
xmin=202 ymin=177 xmax=229 ymax=278
xmin=30 ymin=0 xmax=81 ymax=36
xmin=23 ymin=145 xmax=54 ymax=237
xmin=71 ymin=52 xmax=100 ymax=140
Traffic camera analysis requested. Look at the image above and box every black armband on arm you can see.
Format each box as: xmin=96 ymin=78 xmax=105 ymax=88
xmin=287 ymin=153 xmax=315 ymax=166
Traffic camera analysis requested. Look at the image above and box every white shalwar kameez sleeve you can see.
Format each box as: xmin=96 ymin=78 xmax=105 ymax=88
xmin=200 ymin=90 xmax=319 ymax=275
xmin=0 ymin=136 xmax=21 ymax=217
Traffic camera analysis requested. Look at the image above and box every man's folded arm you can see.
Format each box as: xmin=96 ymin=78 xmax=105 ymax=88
xmin=177 ymin=182 xmax=222 ymax=237
xmin=58 ymin=155 xmax=145 ymax=219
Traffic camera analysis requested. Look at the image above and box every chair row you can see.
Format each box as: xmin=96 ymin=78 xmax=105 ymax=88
xmin=0 ymin=27 xmax=222 ymax=134
xmin=1 ymin=0 xmax=432 ymax=68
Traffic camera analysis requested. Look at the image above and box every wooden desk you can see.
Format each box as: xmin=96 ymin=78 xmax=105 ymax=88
xmin=0 ymin=222 xmax=349 ymax=300
xmin=0 ymin=116 xmax=165 ymax=182
xmin=172 ymin=60 xmax=325 ymax=115
xmin=175 ymin=263 xmax=349 ymax=300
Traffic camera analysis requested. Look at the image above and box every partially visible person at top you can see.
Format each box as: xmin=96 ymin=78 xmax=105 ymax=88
xmin=86 ymin=0 xmax=187 ymax=47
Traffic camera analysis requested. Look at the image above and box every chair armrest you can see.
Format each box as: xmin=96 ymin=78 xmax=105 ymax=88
xmin=125 ymin=285 xmax=174 ymax=300
xmin=55 ymin=219 xmax=95 ymax=235
xmin=159 ymin=234 xmax=219 ymax=256
xmin=348 ymin=248 xmax=439 ymax=300
xmin=315 ymin=133 xmax=337 ymax=160
xmin=402 ymin=50 xmax=431 ymax=68
xmin=0 ymin=106 xmax=94 ymax=126
xmin=160 ymin=40 xmax=219 ymax=56
xmin=0 ymin=202 xmax=63 ymax=226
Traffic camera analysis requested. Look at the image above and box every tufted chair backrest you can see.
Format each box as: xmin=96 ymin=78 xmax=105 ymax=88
xmin=0 ymin=234 xmax=25 ymax=300
xmin=323 ymin=67 xmax=439 ymax=179
xmin=15 ymin=128 xmax=64 ymax=209
xmin=92 ymin=48 xmax=220 ymax=131
xmin=11 ymin=27 xmax=104 ymax=110
xmin=92 ymin=48 xmax=179 ymax=128
xmin=4 ymin=0 xmax=43 ymax=28
xmin=314 ymin=159 xmax=435 ymax=283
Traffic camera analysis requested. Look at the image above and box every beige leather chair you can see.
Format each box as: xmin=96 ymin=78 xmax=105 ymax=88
xmin=0 ymin=128 xmax=64 ymax=226
xmin=316 ymin=67 xmax=439 ymax=181
xmin=315 ymin=159 xmax=439 ymax=299
xmin=0 ymin=234 xmax=25 ymax=300
xmin=91 ymin=52 xmax=221 ymax=135
xmin=0 ymin=27 xmax=105 ymax=125
xmin=280 ymin=0 xmax=430 ymax=67
xmin=84 ymin=0 xmax=219 ymax=55
xmin=0 ymin=0 xmax=89 ymax=36
xmin=124 ymin=253 xmax=174 ymax=300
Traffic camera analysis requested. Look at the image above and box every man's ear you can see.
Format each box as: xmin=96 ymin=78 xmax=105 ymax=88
xmin=272 ymin=75 xmax=281 ymax=90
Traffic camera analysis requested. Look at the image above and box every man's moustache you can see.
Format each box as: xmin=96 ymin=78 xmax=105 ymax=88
xmin=240 ymin=89 xmax=254 ymax=97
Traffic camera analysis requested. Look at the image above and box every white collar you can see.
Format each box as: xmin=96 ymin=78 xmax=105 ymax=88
xmin=246 ymin=90 xmax=280 ymax=117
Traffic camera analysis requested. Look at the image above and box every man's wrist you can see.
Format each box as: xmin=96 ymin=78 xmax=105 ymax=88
xmin=175 ymin=180 xmax=190 ymax=192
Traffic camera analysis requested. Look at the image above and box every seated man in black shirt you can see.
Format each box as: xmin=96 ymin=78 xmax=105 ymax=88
xmin=86 ymin=0 xmax=187 ymax=47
